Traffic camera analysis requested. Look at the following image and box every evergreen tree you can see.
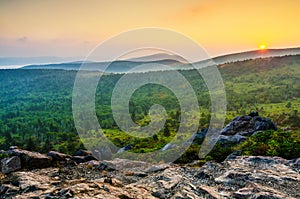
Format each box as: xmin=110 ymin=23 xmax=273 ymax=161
xmin=163 ymin=126 xmax=170 ymax=137
xmin=26 ymin=137 xmax=37 ymax=151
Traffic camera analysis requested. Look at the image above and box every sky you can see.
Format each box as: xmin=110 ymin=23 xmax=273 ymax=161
xmin=0 ymin=0 xmax=299 ymax=59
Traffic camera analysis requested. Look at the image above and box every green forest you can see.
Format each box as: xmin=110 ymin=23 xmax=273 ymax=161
xmin=0 ymin=55 xmax=299 ymax=163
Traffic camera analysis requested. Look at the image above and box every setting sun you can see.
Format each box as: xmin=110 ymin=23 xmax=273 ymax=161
xmin=260 ymin=44 xmax=267 ymax=50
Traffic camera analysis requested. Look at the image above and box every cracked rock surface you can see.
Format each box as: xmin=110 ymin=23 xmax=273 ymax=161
xmin=0 ymin=156 xmax=299 ymax=199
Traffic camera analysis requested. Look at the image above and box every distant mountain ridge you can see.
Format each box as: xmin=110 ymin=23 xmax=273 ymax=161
xmin=3 ymin=47 xmax=299 ymax=72
xmin=211 ymin=47 xmax=300 ymax=64
xmin=124 ymin=53 xmax=188 ymax=63
xmin=0 ymin=56 xmax=81 ymax=67
xmin=22 ymin=59 xmax=183 ymax=73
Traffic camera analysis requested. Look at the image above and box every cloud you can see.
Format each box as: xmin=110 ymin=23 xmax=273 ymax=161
xmin=16 ymin=36 xmax=28 ymax=42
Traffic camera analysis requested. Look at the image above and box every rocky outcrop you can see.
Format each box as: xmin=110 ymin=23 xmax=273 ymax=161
xmin=7 ymin=147 xmax=51 ymax=169
xmin=47 ymin=151 xmax=70 ymax=161
xmin=216 ymin=114 xmax=277 ymax=147
xmin=0 ymin=155 xmax=299 ymax=198
xmin=221 ymin=114 xmax=277 ymax=136
xmin=1 ymin=147 xmax=113 ymax=171
xmin=162 ymin=113 xmax=277 ymax=150
xmin=1 ymin=156 xmax=21 ymax=174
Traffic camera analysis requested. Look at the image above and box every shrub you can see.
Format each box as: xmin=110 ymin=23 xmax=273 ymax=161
xmin=236 ymin=130 xmax=300 ymax=159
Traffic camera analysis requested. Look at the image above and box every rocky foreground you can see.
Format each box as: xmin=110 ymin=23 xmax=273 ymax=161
xmin=1 ymin=153 xmax=299 ymax=199
xmin=1 ymin=113 xmax=299 ymax=198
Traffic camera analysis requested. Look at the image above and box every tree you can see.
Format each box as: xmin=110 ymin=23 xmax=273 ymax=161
xmin=152 ymin=134 xmax=158 ymax=141
xmin=286 ymin=101 xmax=292 ymax=108
xmin=42 ymin=138 xmax=53 ymax=153
xmin=163 ymin=126 xmax=170 ymax=137
xmin=4 ymin=131 xmax=15 ymax=149
xmin=26 ymin=137 xmax=37 ymax=151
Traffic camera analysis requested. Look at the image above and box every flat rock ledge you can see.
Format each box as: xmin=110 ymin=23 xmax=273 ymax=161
xmin=0 ymin=155 xmax=299 ymax=198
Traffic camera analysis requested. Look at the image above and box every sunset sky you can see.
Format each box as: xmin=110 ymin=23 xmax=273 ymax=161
xmin=0 ymin=0 xmax=299 ymax=58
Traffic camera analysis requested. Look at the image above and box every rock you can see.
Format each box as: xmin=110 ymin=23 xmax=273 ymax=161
xmin=1 ymin=156 xmax=21 ymax=174
xmin=194 ymin=128 xmax=208 ymax=140
xmin=71 ymin=156 xmax=86 ymax=164
xmin=198 ymin=184 xmax=221 ymax=199
xmin=16 ymin=171 xmax=53 ymax=191
xmin=184 ymin=128 xmax=208 ymax=144
xmin=146 ymin=164 xmax=170 ymax=173
xmin=233 ymin=186 xmax=254 ymax=199
xmin=295 ymin=158 xmax=300 ymax=168
xmin=84 ymin=155 xmax=97 ymax=162
xmin=0 ymin=155 xmax=299 ymax=198
xmin=70 ymin=155 xmax=96 ymax=164
xmin=58 ymin=158 xmax=77 ymax=167
xmin=102 ymin=158 xmax=149 ymax=171
xmin=9 ymin=146 xmax=19 ymax=150
xmin=58 ymin=188 xmax=74 ymax=197
xmin=47 ymin=151 xmax=70 ymax=161
xmin=0 ymin=149 xmax=8 ymax=155
xmin=253 ymin=117 xmax=277 ymax=131
xmin=218 ymin=134 xmax=246 ymax=146
xmin=0 ymin=184 xmax=19 ymax=195
xmin=221 ymin=115 xmax=277 ymax=136
xmin=225 ymin=150 xmax=243 ymax=161
xmin=94 ymin=146 xmax=113 ymax=160
xmin=7 ymin=148 xmax=51 ymax=169
xmin=233 ymin=183 xmax=292 ymax=199
xmin=161 ymin=143 xmax=175 ymax=151
xmin=74 ymin=149 xmax=92 ymax=156
xmin=164 ymin=128 xmax=209 ymax=151
xmin=117 ymin=145 xmax=133 ymax=153
xmin=81 ymin=159 xmax=98 ymax=166
xmin=100 ymin=146 xmax=113 ymax=160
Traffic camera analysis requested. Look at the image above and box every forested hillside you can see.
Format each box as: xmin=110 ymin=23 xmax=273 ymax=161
xmin=0 ymin=55 xmax=299 ymax=162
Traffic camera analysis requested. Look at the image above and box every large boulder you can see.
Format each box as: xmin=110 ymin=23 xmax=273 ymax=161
xmin=217 ymin=114 xmax=277 ymax=146
xmin=7 ymin=148 xmax=51 ymax=169
xmin=1 ymin=156 xmax=21 ymax=174
xmin=221 ymin=114 xmax=277 ymax=136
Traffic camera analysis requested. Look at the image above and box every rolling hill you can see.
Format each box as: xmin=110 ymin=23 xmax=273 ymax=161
xmin=18 ymin=47 xmax=300 ymax=72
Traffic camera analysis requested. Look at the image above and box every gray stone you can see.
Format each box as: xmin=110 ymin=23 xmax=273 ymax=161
xmin=117 ymin=145 xmax=133 ymax=153
xmin=0 ymin=155 xmax=299 ymax=198
xmin=295 ymin=158 xmax=300 ymax=168
xmin=161 ymin=143 xmax=174 ymax=151
xmin=47 ymin=151 xmax=70 ymax=161
xmin=1 ymin=156 xmax=21 ymax=174
xmin=8 ymin=148 xmax=51 ymax=169
xmin=221 ymin=115 xmax=277 ymax=136
xmin=218 ymin=134 xmax=246 ymax=146
xmin=74 ymin=149 xmax=92 ymax=156
xmin=99 ymin=146 xmax=113 ymax=160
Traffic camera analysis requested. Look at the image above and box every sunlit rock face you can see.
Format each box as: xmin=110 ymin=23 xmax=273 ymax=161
xmin=0 ymin=155 xmax=299 ymax=198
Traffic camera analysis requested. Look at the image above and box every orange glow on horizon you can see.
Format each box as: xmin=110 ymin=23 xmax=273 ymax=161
xmin=0 ymin=1 xmax=299 ymax=57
